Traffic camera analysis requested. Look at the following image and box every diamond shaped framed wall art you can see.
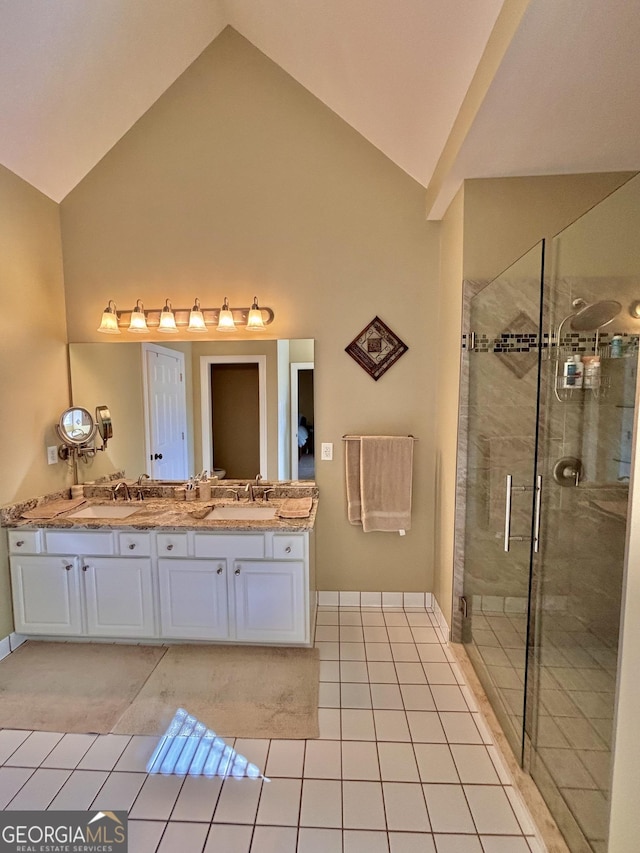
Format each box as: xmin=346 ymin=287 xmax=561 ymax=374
xmin=345 ymin=316 xmax=409 ymax=381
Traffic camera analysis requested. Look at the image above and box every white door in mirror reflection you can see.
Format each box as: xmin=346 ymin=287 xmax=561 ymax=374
xmin=143 ymin=344 xmax=189 ymax=479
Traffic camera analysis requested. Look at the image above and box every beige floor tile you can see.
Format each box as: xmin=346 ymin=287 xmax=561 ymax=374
xmin=400 ymin=684 xmax=436 ymax=711
xmin=41 ymin=733 xmax=97 ymax=769
xmin=251 ymin=825 xmax=298 ymax=852
xmin=319 ymin=660 xmax=340 ymax=681
xmin=374 ymin=709 xmax=411 ymax=741
xmin=366 ymin=643 xmax=394 ymax=661
xmin=383 ymin=781 xmax=430 ymax=832
xmin=157 ymin=821 xmax=210 ymax=852
xmin=113 ymin=735 xmax=159 ymax=772
xmin=343 ymin=780 xmax=386 ymax=830
xmin=0 ymin=730 xmax=33 ymax=764
xmin=5 ymin=731 xmax=64 ymax=767
xmin=341 ymin=741 xmax=380 ymax=780
xmin=212 ymin=777 xmax=263 ymax=824
xmin=297 ymin=827 xmax=343 ymax=853
xmin=256 ymin=777 xmax=302 ymax=825
xmin=406 ymin=711 xmax=446 ymax=743
xmin=48 ymin=769 xmax=108 ymax=810
xmin=318 ymin=708 xmax=341 ymax=739
xmin=414 ymin=744 xmax=458 ymax=783
xmin=77 ymin=734 xmax=131 ymax=771
xmin=129 ymin=773 xmax=184 ymax=820
xmin=344 ymin=829 xmax=390 ymax=852
xmin=377 ymin=742 xmax=419 ymax=781
xmin=342 ymin=709 xmax=375 ymax=741
xmin=128 ymin=820 xmax=166 ymax=853
xmin=319 ymin=681 xmax=341 ymax=708
xmin=450 ymin=745 xmax=500 ymax=783
xmin=430 ymin=685 xmax=468 ymax=712
xmin=340 ymin=661 xmax=370 ymax=683
xmin=341 ymin=682 xmax=372 ymax=709
xmin=0 ymin=766 xmax=34 ymax=809
xmin=370 ymin=683 xmax=404 ymax=709
xmin=422 ymin=783 xmax=475 ymax=833
xmin=5 ymin=767 xmax=70 ymax=810
xmin=265 ymin=740 xmax=305 ymax=778
xmin=304 ymin=739 xmax=341 ymax=779
xmin=91 ymin=771 xmax=146 ymax=812
xmin=480 ymin=837 xmax=531 ymax=853
xmin=299 ymin=778 xmax=342 ymax=827
xmin=439 ymin=713 xmax=483 ymax=744
xmin=389 ymin=831 xmax=436 ymax=852
xmin=391 ymin=643 xmax=420 ymax=662
xmin=464 ymin=784 xmax=522 ymax=834
xmin=203 ymin=823 xmax=253 ymax=853
xmin=395 ymin=662 xmax=427 ymax=684
xmin=340 ymin=643 xmax=366 ymax=661
xmin=171 ymin=775 xmax=223 ymax=821
xmin=433 ymin=834 xmax=483 ymax=852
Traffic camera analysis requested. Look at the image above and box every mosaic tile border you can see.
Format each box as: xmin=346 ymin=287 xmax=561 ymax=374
xmin=461 ymin=330 xmax=640 ymax=354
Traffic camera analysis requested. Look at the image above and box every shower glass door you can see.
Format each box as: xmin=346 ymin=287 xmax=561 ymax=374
xmin=526 ymin=174 xmax=640 ymax=852
xmin=461 ymin=241 xmax=545 ymax=760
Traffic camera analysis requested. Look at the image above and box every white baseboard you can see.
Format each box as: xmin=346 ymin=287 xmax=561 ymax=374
xmin=317 ymin=591 xmax=434 ymax=609
xmin=0 ymin=635 xmax=10 ymax=661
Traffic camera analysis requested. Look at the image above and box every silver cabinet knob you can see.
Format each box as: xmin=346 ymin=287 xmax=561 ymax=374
xmin=82 ymin=565 xmax=88 ymax=572
xmin=166 ymin=544 xmax=174 ymax=551
xmin=128 ymin=543 xmax=136 ymax=550
xmin=285 ymin=545 xmax=292 ymax=553
xmin=217 ymin=566 xmax=224 ymax=575
xmin=16 ymin=540 xmax=24 ymax=547
xmin=235 ymin=567 xmax=241 ymax=575
xmin=63 ymin=563 xmax=73 ymax=571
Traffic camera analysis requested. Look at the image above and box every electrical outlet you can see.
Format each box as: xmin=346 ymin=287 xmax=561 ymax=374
xmin=47 ymin=446 xmax=58 ymax=465
xmin=321 ymin=442 xmax=333 ymax=461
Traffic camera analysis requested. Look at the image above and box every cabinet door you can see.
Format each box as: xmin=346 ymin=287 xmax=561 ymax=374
xmin=158 ymin=559 xmax=229 ymax=640
xmin=233 ymin=561 xmax=306 ymax=644
xmin=10 ymin=555 xmax=82 ymax=635
xmin=82 ymin=557 xmax=155 ymax=638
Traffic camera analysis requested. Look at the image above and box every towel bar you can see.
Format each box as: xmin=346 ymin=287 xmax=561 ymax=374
xmin=342 ymin=434 xmax=418 ymax=440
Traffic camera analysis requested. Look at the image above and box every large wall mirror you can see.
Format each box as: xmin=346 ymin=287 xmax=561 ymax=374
xmin=68 ymin=339 xmax=315 ymax=484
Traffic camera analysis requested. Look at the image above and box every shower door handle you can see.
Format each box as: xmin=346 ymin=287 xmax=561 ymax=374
xmin=533 ymin=475 xmax=542 ymax=553
xmin=504 ymin=474 xmax=535 ymax=552
xmin=504 ymin=475 xmax=513 ymax=552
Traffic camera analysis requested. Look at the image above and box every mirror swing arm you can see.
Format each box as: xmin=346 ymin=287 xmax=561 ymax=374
xmin=57 ymin=405 xmax=113 ymax=463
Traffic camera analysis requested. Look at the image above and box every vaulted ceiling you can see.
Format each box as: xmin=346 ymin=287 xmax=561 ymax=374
xmin=1 ymin=0 xmax=638 ymax=218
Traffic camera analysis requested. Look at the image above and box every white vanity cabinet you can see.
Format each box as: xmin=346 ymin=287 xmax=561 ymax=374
xmin=11 ymin=554 xmax=83 ymax=635
xmin=233 ymin=560 xmax=306 ymax=643
xmin=8 ymin=526 xmax=314 ymax=645
xmin=158 ymin=558 xmax=229 ymax=640
xmin=9 ymin=531 xmax=155 ymax=638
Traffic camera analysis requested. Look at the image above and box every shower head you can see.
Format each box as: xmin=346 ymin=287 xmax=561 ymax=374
xmin=569 ymin=298 xmax=622 ymax=332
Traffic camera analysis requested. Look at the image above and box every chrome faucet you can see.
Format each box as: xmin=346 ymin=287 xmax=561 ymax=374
xmin=137 ymin=473 xmax=150 ymax=486
xmin=112 ymin=481 xmax=131 ymax=501
xmin=244 ymin=482 xmax=256 ymax=502
xmin=263 ymin=488 xmax=276 ymax=502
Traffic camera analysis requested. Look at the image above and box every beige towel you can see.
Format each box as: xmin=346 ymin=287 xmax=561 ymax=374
xmin=277 ymin=497 xmax=313 ymax=519
xmin=345 ymin=438 xmax=362 ymax=524
xmin=360 ymin=436 xmax=414 ymax=532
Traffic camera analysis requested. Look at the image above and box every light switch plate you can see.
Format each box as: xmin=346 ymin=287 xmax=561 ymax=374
xmin=321 ymin=442 xmax=333 ymax=461
xmin=47 ymin=446 xmax=58 ymax=465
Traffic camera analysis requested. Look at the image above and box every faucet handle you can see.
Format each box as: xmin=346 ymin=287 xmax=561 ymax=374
xmin=263 ymin=488 xmax=276 ymax=502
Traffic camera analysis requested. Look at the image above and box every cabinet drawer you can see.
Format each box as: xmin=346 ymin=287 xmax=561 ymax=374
xmin=273 ymin=534 xmax=305 ymax=560
xmin=8 ymin=530 xmax=41 ymax=554
xmin=117 ymin=532 xmax=151 ymax=556
xmin=44 ymin=530 xmax=114 ymax=555
xmin=157 ymin=533 xmax=188 ymax=557
xmin=194 ymin=533 xmax=265 ymax=559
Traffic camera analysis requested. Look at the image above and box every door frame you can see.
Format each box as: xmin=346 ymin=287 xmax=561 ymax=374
xmin=200 ymin=355 xmax=267 ymax=478
xmin=142 ymin=343 xmax=189 ymax=478
xmin=290 ymin=362 xmax=314 ymax=480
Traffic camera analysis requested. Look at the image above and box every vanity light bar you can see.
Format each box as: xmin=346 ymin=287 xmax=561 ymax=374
xmin=97 ymin=299 xmax=274 ymax=334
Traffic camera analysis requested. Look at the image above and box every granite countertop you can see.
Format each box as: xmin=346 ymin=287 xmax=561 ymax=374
xmin=3 ymin=496 xmax=317 ymax=533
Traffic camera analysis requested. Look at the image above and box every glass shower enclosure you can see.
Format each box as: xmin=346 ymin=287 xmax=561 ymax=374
xmin=458 ymin=173 xmax=640 ymax=853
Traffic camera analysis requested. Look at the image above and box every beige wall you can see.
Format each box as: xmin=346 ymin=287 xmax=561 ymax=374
xmin=463 ymin=173 xmax=634 ymax=281
xmin=0 ymin=164 xmax=68 ymax=635
xmin=59 ymin=28 xmax=441 ymax=593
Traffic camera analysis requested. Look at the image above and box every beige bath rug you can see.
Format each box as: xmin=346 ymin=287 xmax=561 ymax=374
xmin=0 ymin=641 xmax=167 ymax=734
xmin=113 ymin=644 xmax=320 ymax=739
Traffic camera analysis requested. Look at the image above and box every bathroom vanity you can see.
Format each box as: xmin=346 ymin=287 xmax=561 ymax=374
xmin=6 ymin=495 xmax=316 ymax=647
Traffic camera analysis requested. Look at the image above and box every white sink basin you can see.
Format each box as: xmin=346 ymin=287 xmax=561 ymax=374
xmin=205 ymin=505 xmax=278 ymax=521
xmin=67 ymin=504 xmax=141 ymax=519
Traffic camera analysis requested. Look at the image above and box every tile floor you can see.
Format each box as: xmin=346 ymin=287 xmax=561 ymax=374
xmin=0 ymin=605 xmax=546 ymax=852
xmin=471 ymin=607 xmax=615 ymax=850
